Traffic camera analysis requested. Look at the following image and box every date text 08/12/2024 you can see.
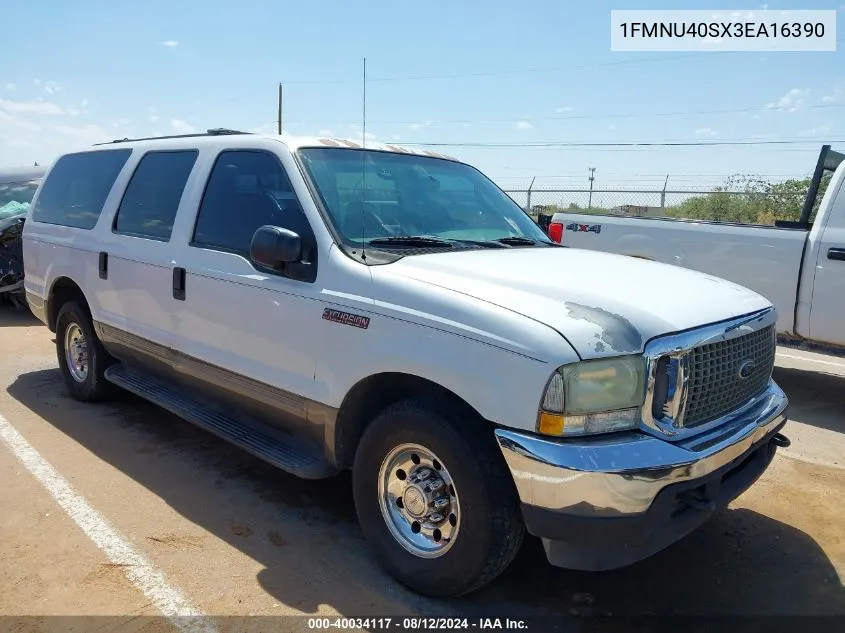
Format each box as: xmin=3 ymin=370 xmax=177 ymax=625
xmin=307 ymin=618 xmax=528 ymax=630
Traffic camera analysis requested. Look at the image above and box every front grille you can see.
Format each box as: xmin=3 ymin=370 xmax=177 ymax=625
xmin=683 ymin=325 xmax=775 ymax=427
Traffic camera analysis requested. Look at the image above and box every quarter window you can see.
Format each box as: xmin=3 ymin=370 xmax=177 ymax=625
xmin=31 ymin=149 xmax=131 ymax=229
xmin=113 ymin=150 xmax=198 ymax=240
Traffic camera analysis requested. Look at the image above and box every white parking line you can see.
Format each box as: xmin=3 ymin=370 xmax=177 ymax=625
xmin=0 ymin=412 xmax=217 ymax=633
xmin=776 ymin=352 xmax=845 ymax=368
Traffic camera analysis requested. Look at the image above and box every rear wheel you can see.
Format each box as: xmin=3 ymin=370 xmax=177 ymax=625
xmin=55 ymin=301 xmax=115 ymax=401
xmin=352 ymin=396 xmax=525 ymax=597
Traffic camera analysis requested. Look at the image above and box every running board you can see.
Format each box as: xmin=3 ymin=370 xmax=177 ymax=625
xmin=105 ymin=364 xmax=335 ymax=479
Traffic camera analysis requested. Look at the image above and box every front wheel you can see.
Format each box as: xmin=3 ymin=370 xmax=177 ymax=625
xmin=352 ymin=396 xmax=525 ymax=597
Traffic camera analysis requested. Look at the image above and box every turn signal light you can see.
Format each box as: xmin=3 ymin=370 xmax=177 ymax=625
xmin=538 ymin=412 xmax=565 ymax=436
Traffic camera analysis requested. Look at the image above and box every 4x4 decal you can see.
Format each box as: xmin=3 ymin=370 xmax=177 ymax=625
xmin=322 ymin=308 xmax=370 ymax=329
xmin=566 ymin=222 xmax=602 ymax=234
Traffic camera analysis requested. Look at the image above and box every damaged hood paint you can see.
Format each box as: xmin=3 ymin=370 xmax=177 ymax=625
xmin=385 ymin=247 xmax=772 ymax=359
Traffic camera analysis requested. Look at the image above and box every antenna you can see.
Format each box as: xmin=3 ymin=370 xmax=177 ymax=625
xmin=360 ymin=57 xmax=367 ymax=261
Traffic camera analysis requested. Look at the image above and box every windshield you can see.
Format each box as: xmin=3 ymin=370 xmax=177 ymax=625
xmin=0 ymin=179 xmax=41 ymax=220
xmin=297 ymin=148 xmax=550 ymax=247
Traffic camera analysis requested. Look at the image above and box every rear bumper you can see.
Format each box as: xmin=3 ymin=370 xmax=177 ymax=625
xmin=495 ymin=380 xmax=789 ymax=571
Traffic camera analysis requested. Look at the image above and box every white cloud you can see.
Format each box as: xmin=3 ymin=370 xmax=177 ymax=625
xmin=53 ymin=123 xmax=111 ymax=145
xmin=798 ymin=123 xmax=833 ymax=137
xmin=695 ymin=127 xmax=718 ymax=136
xmin=409 ymin=120 xmax=435 ymax=130
xmin=345 ymin=124 xmax=376 ymax=141
xmin=33 ymin=79 xmax=41 ymax=85
xmin=555 ymin=106 xmax=573 ymax=113
xmin=158 ymin=40 xmax=179 ymax=47
xmin=765 ymin=88 xmax=810 ymax=112
xmin=150 ymin=115 xmax=160 ymax=122
xmin=515 ymin=121 xmax=533 ymax=130
xmin=607 ymin=124 xmax=616 ymax=130
xmin=81 ymin=98 xmax=88 ymax=108
xmin=4 ymin=83 xmax=15 ymax=91
xmin=822 ymin=86 xmax=843 ymax=103
xmin=317 ymin=129 xmax=334 ymax=136
xmin=0 ymin=98 xmax=64 ymax=115
xmin=391 ymin=134 xmax=402 ymax=140
xmin=65 ymin=107 xmax=80 ymax=117
xmin=0 ymin=110 xmax=41 ymax=133
xmin=44 ymin=81 xmax=60 ymax=94
xmin=760 ymin=4 xmax=768 ymax=8
xmin=247 ymin=123 xmax=278 ymax=135
xmin=170 ymin=119 xmax=195 ymax=134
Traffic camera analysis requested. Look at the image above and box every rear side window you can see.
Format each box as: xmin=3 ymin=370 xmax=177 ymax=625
xmin=31 ymin=149 xmax=131 ymax=229
xmin=113 ymin=150 xmax=198 ymax=240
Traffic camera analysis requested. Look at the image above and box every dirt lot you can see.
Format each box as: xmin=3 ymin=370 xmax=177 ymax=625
xmin=0 ymin=307 xmax=843 ymax=628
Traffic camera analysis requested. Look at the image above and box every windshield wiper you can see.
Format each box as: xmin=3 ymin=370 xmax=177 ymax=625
xmin=368 ymin=235 xmax=454 ymax=248
xmin=491 ymin=236 xmax=541 ymax=246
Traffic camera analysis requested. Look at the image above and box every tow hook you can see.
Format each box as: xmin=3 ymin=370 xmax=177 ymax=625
xmin=678 ymin=491 xmax=716 ymax=512
xmin=771 ymin=433 xmax=791 ymax=448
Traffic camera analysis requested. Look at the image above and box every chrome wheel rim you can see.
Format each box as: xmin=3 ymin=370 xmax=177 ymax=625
xmin=377 ymin=443 xmax=460 ymax=558
xmin=64 ymin=323 xmax=89 ymax=383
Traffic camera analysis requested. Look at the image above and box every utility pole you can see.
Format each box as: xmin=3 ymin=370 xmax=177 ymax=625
xmin=277 ymin=83 xmax=283 ymax=135
xmin=588 ymin=167 xmax=596 ymax=209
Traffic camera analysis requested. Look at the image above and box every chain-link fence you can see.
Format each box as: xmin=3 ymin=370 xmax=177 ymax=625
xmin=503 ymin=184 xmax=818 ymax=227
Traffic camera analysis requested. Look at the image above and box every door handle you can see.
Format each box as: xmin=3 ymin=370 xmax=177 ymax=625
xmin=172 ymin=267 xmax=186 ymax=301
xmin=98 ymin=252 xmax=108 ymax=280
xmin=828 ymin=248 xmax=845 ymax=261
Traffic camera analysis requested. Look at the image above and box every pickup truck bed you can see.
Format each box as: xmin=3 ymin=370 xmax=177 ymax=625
xmin=549 ymin=145 xmax=845 ymax=354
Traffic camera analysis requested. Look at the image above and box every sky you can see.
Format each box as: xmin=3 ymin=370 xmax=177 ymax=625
xmin=1 ymin=0 xmax=844 ymax=191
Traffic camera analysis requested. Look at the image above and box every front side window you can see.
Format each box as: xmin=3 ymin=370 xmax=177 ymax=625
xmin=0 ymin=179 xmax=41 ymax=220
xmin=297 ymin=148 xmax=551 ymax=248
xmin=114 ymin=150 xmax=198 ymax=240
xmin=31 ymin=149 xmax=131 ymax=229
xmin=193 ymin=150 xmax=305 ymax=257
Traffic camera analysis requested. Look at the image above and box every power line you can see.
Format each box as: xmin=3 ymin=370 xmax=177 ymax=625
xmin=331 ymin=103 xmax=845 ymax=127
xmin=242 ymin=102 xmax=845 ymax=136
xmin=278 ymin=38 xmax=844 ymax=85
xmin=182 ymin=38 xmax=844 ymax=118
xmin=280 ymin=51 xmax=731 ymax=85
xmin=400 ymin=137 xmax=845 ymax=148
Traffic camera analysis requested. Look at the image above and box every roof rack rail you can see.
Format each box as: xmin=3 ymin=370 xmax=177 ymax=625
xmin=94 ymin=128 xmax=253 ymax=146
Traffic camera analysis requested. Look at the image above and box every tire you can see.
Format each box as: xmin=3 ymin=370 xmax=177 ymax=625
xmin=55 ymin=301 xmax=115 ymax=402
xmin=352 ymin=395 xmax=525 ymax=597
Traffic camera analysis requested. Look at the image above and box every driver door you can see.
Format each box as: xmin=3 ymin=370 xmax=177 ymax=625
xmin=172 ymin=149 xmax=323 ymax=436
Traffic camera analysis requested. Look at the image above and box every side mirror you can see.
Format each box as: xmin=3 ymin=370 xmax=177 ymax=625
xmin=250 ymin=225 xmax=302 ymax=271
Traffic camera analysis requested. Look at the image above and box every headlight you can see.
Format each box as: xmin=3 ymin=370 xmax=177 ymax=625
xmin=537 ymin=356 xmax=645 ymax=437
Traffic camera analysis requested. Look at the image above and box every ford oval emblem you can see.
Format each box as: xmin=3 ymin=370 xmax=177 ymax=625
xmin=738 ymin=360 xmax=756 ymax=380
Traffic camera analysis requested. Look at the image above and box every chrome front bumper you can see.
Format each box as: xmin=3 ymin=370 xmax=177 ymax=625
xmin=495 ymin=380 xmax=789 ymax=570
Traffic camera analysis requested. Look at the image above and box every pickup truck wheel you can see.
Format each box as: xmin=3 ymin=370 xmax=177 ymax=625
xmin=55 ymin=301 xmax=115 ymax=402
xmin=352 ymin=396 xmax=525 ymax=597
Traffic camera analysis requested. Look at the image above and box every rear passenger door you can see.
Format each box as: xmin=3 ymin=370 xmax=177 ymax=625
xmin=172 ymin=150 xmax=322 ymax=436
xmin=98 ymin=150 xmax=198 ymax=356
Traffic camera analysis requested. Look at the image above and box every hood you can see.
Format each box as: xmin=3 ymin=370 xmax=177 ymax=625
xmin=383 ymin=247 xmax=772 ymax=359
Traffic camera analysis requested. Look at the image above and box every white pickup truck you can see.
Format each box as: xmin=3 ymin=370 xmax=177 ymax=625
xmin=549 ymin=146 xmax=845 ymax=355
xmin=24 ymin=131 xmax=789 ymax=597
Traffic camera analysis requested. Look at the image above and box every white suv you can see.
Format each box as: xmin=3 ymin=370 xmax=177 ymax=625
xmin=23 ymin=129 xmax=790 ymax=597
